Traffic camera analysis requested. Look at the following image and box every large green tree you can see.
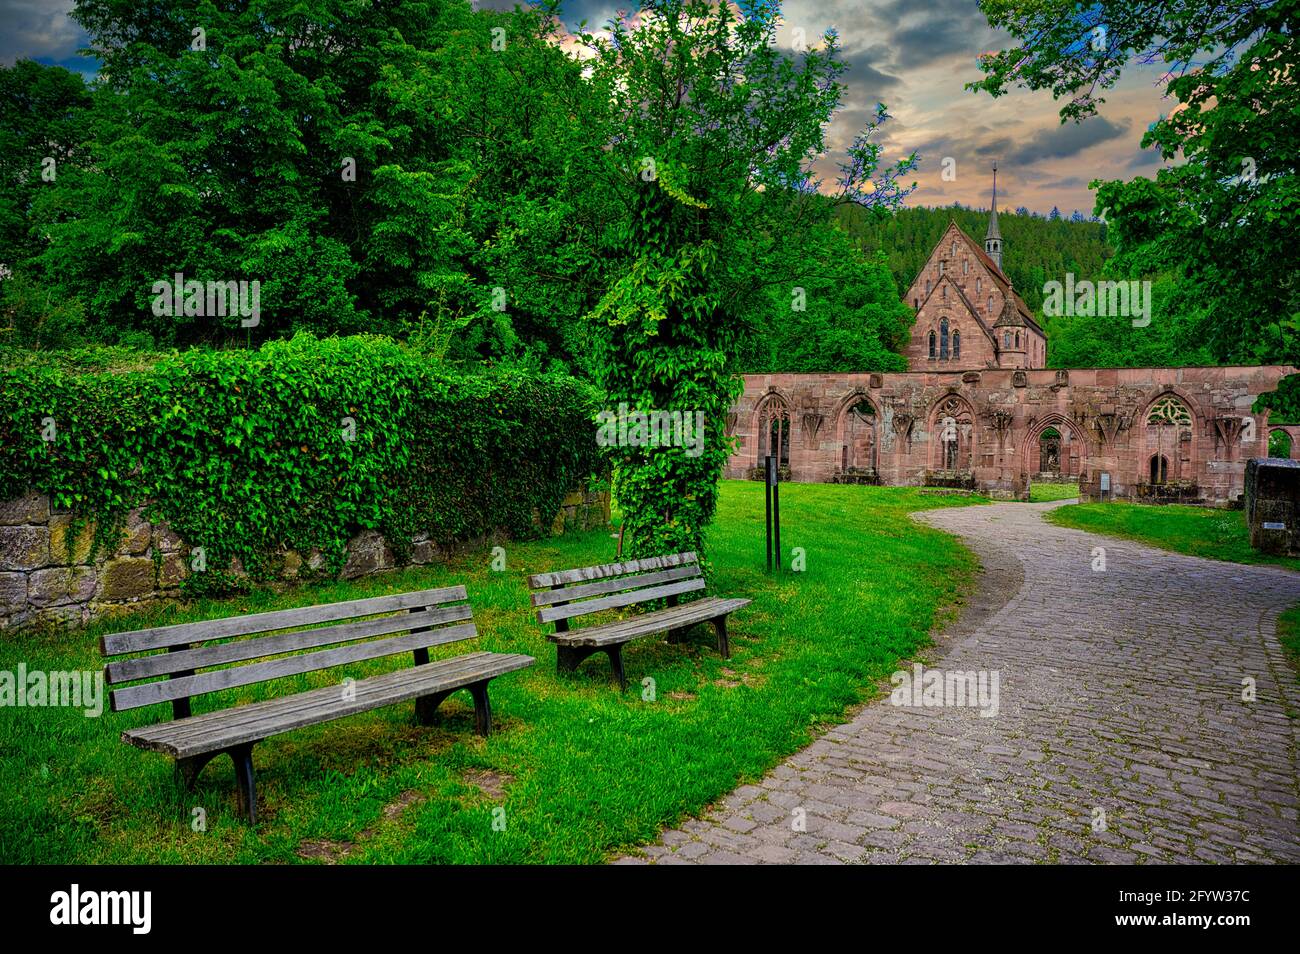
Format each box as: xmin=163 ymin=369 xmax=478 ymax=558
xmin=971 ymin=0 xmax=1300 ymax=375
xmin=16 ymin=0 xmax=608 ymax=360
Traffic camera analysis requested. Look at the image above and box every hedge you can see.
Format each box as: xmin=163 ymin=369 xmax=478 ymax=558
xmin=0 ymin=334 xmax=604 ymax=594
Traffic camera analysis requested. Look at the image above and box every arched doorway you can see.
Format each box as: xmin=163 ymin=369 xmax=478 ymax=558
xmin=1143 ymin=394 xmax=1194 ymax=486
xmin=1038 ymin=427 xmax=1062 ymax=476
xmin=927 ymin=395 xmax=976 ymax=480
xmin=840 ymin=398 xmax=877 ymax=474
xmin=753 ymin=394 xmax=792 ymax=474
xmin=1149 ymin=454 xmax=1169 ymax=485
xmin=1270 ymin=429 xmax=1293 ymax=458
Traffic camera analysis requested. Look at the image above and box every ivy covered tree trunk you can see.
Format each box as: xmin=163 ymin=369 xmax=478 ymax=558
xmin=577 ymin=0 xmax=917 ymax=563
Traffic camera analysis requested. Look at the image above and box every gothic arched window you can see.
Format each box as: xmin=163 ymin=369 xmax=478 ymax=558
xmin=953 ymin=331 xmax=961 ymax=359
xmin=926 ymin=280 xmax=932 ymax=295
xmin=939 ymin=261 xmax=945 ymax=276
xmin=988 ymin=295 xmax=994 ymax=315
xmin=1147 ymin=396 xmax=1192 ymax=426
xmin=942 ymin=284 xmax=947 ymax=300
xmin=928 ymin=330 xmax=936 ymax=358
xmin=1003 ymin=331 xmax=1011 ymax=348
xmin=1015 ymin=331 xmax=1020 ymax=347
xmin=976 ymin=277 xmax=982 ymax=294
xmin=940 ymin=318 xmax=950 ymax=359
xmin=963 ymin=258 xmax=969 ymax=275
xmin=951 ymin=242 xmax=957 ymax=256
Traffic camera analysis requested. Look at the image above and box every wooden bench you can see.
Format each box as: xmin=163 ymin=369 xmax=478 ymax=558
xmin=528 ymin=551 xmax=750 ymax=688
xmin=100 ymin=586 xmax=533 ymax=823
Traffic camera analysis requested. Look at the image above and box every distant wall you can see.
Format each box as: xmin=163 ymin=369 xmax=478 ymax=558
xmin=0 ymin=486 xmax=609 ymax=631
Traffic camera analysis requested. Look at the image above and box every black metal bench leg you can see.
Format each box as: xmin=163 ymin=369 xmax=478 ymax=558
xmin=229 ymin=743 xmax=257 ymax=825
xmin=712 ymin=615 xmax=731 ymax=659
xmin=415 ymin=689 xmax=452 ymax=726
xmin=604 ymin=645 xmax=627 ymax=690
xmin=174 ymin=751 xmax=220 ymax=791
xmin=556 ymin=645 xmax=599 ymax=673
xmin=468 ymin=681 xmax=492 ymax=737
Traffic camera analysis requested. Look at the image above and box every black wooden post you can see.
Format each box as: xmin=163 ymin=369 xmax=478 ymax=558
xmin=773 ymin=462 xmax=782 ymax=572
xmin=764 ymin=454 xmax=774 ymax=572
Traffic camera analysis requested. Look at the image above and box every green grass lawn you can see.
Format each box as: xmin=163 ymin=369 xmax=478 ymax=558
xmin=0 ymin=480 xmax=984 ymax=864
xmin=1046 ymin=501 xmax=1300 ymax=572
xmin=1028 ymin=482 xmax=1079 ymax=503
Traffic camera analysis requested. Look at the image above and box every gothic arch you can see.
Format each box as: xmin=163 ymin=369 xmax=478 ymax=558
xmin=928 ymin=393 xmax=977 ymax=471
xmin=832 ymin=390 xmax=880 ymax=472
xmin=1139 ymin=390 xmax=1198 ymax=485
xmin=1018 ymin=413 xmax=1089 ymax=477
xmin=752 ymin=390 xmax=793 ymax=467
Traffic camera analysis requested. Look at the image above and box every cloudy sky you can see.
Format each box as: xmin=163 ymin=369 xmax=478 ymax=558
xmin=1 ymin=0 xmax=1173 ymax=215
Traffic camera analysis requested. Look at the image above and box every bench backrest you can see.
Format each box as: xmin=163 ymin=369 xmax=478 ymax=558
xmin=100 ymin=586 xmax=475 ymax=714
xmin=527 ymin=552 xmax=704 ymax=630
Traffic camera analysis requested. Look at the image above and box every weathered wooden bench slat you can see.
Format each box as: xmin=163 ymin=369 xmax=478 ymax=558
xmin=548 ymin=596 xmax=750 ymax=647
xmin=529 ymin=563 xmax=701 ymax=607
xmin=101 ymin=585 xmax=468 ymax=655
xmin=122 ymin=652 xmax=534 ymax=759
xmin=111 ymin=622 xmax=478 ymax=711
xmin=106 ymin=603 xmax=473 ymax=684
xmin=536 ymin=577 xmax=706 ymax=624
xmin=527 ymin=551 xmax=697 ymax=588
xmin=144 ymin=651 xmax=521 ymax=748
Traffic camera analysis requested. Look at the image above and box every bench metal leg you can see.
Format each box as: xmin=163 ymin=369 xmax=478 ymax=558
xmin=604 ymin=646 xmax=626 ymax=691
xmin=229 ymin=743 xmax=257 ymax=825
xmin=415 ymin=689 xmax=452 ymax=726
xmin=557 ymin=644 xmax=627 ymax=689
xmin=175 ymin=751 xmax=220 ymax=791
xmin=712 ymin=615 xmax=731 ymax=659
xmin=468 ymin=681 xmax=492 ymax=737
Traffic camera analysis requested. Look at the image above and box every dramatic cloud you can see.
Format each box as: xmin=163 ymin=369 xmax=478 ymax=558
xmin=1 ymin=0 xmax=1172 ymax=213
xmin=0 ymin=0 xmax=89 ymax=69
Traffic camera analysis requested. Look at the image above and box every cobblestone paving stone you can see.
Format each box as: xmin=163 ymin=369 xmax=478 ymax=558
xmin=616 ymin=500 xmax=1300 ymax=864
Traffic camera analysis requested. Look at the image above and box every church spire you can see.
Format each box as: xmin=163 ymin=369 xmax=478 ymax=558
xmin=985 ymin=162 xmax=1003 ymax=271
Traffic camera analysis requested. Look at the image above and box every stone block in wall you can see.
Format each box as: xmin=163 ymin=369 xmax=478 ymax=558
xmin=0 ymin=525 xmax=49 ymax=570
xmin=0 ymin=572 xmax=27 ymax=610
xmin=98 ymin=557 xmax=156 ymax=601
xmin=28 ymin=567 xmax=98 ymax=607
xmin=342 ymin=529 xmax=390 ymax=579
xmin=159 ymin=552 xmax=187 ymax=589
xmin=0 ymin=493 xmax=49 ymax=526
xmin=122 ymin=509 xmax=153 ymax=555
xmin=48 ymin=515 xmax=95 ymax=565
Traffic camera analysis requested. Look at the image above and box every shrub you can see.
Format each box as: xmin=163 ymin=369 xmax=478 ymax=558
xmin=0 ymin=333 xmax=604 ymax=593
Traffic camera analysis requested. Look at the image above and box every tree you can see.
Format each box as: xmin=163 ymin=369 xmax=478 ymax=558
xmin=570 ymin=0 xmax=916 ymax=559
xmin=1048 ymin=206 xmax=1061 ymax=221
xmin=970 ymin=0 xmax=1300 ymax=373
xmin=20 ymin=0 xmax=604 ymax=358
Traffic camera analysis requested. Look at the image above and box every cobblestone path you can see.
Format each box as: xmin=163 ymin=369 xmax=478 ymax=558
xmin=618 ymin=500 xmax=1300 ymax=864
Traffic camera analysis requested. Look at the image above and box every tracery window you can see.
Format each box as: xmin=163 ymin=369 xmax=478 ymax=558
xmin=1147 ymin=396 xmax=1192 ymax=426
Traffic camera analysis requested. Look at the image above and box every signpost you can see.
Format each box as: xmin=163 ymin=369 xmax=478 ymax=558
xmin=765 ymin=454 xmax=782 ymax=572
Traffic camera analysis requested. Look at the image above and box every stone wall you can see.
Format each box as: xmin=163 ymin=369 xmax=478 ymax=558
xmin=0 ymin=485 xmax=610 ymax=631
xmin=1244 ymin=458 xmax=1300 ymax=555
xmin=728 ymin=366 xmax=1296 ymax=505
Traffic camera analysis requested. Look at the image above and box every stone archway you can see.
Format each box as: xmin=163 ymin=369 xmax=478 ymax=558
xmin=833 ymin=391 xmax=879 ymax=479
xmin=928 ymin=394 xmax=976 ymax=475
xmin=752 ymin=392 xmax=792 ymax=471
xmin=1020 ymin=414 xmax=1088 ymax=480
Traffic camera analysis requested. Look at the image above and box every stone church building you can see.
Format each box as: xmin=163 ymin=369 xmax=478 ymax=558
xmin=725 ymin=174 xmax=1295 ymax=505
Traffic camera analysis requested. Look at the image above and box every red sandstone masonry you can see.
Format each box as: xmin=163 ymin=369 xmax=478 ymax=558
xmin=727 ymin=367 xmax=1298 ymax=504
